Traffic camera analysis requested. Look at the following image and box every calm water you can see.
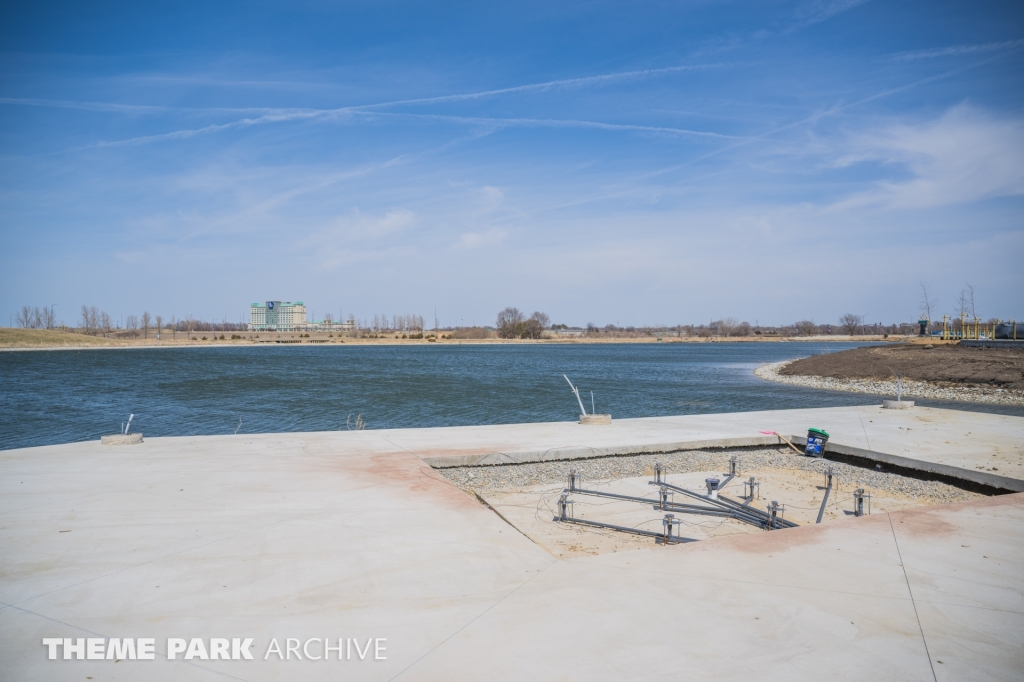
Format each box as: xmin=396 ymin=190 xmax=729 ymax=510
xmin=1 ymin=342 xmax=1018 ymax=450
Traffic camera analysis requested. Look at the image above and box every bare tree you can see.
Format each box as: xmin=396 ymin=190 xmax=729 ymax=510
xmin=794 ymin=320 xmax=817 ymax=336
xmin=141 ymin=312 xmax=151 ymax=339
xmin=520 ymin=313 xmax=546 ymax=339
xmin=155 ymin=315 xmax=163 ymax=338
xmin=125 ymin=314 xmax=139 ymax=338
xmin=717 ymin=317 xmax=738 ymax=337
xmin=169 ymin=316 xmax=177 ymax=340
xmin=918 ymin=281 xmax=935 ymax=322
xmin=840 ymin=313 xmax=864 ymax=336
xmin=959 ymin=282 xmax=977 ymax=320
xmin=185 ymin=317 xmax=196 ymax=341
xmin=99 ymin=312 xmax=112 ymax=336
xmin=80 ymin=305 xmax=91 ymax=334
xmin=16 ymin=306 xmax=34 ymax=328
xmin=40 ymin=306 xmax=56 ymax=329
xmin=496 ymin=307 xmax=525 ymax=339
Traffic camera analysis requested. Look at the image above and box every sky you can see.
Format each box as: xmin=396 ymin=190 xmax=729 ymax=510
xmin=1 ymin=0 xmax=1022 ymax=328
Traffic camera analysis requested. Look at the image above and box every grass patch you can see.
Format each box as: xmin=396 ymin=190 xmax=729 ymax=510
xmin=0 ymin=328 xmax=124 ymax=348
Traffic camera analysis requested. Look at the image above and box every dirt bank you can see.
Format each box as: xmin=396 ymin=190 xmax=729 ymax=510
xmin=781 ymin=344 xmax=1024 ymax=390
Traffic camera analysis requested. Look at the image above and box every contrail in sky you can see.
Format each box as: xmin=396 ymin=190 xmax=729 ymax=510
xmin=0 ymin=61 xmax=739 ymax=153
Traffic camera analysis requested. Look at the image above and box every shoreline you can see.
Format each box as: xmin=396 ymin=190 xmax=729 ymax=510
xmin=0 ymin=334 xmax=907 ymax=352
xmin=755 ymin=359 xmax=1024 ymax=407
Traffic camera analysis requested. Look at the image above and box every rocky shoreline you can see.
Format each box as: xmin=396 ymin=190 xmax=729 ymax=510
xmin=755 ymin=359 xmax=1024 ymax=406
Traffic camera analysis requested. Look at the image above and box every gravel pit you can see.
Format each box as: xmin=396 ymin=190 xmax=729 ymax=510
xmin=435 ymin=447 xmax=985 ymax=556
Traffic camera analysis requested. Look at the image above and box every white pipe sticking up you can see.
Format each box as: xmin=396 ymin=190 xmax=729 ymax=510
xmin=563 ymin=375 xmax=587 ymax=416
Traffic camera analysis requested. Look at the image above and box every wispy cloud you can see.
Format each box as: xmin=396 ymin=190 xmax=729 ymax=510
xmin=829 ymin=104 xmax=1024 ymax=210
xmin=64 ymin=110 xmax=331 ymax=151
xmin=35 ymin=105 xmax=735 ymax=156
xmin=0 ymin=97 xmax=173 ymax=114
xmin=894 ymin=38 xmax=1024 ymax=61
xmin=786 ymin=0 xmax=870 ymax=33
xmin=617 ymin=56 xmax=1009 ymax=184
xmin=365 ymin=111 xmax=738 ymax=139
xmin=458 ymin=227 xmax=507 ymax=249
xmin=1 ymin=61 xmax=735 ymax=118
xmin=355 ymin=62 xmax=738 ymax=109
xmin=2 ymin=61 xmax=742 ymax=155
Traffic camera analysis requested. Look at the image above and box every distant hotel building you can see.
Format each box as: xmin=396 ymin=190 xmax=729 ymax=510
xmin=249 ymin=301 xmax=355 ymax=332
xmin=249 ymin=301 xmax=307 ymax=331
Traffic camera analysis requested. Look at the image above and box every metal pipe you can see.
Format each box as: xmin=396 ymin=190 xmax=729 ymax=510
xmin=573 ymin=487 xmax=659 ymax=506
xmin=563 ymin=374 xmax=587 ymax=416
xmin=558 ymin=516 xmax=693 ymax=543
xmin=575 ymin=482 xmax=774 ymax=527
xmin=657 ymin=503 xmax=766 ymax=524
xmin=816 ymin=468 xmax=833 ymax=524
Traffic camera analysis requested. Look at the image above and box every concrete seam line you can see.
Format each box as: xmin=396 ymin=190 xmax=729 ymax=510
xmin=387 ymin=561 xmax=557 ymax=681
xmin=856 ymin=409 xmax=873 ymax=451
xmin=470 ymin=489 xmax=557 ymax=557
xmin=888 ymin=513 xmax=938 ymax=682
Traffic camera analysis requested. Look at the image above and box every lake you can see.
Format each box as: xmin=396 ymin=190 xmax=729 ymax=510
xmin=2 ymin=342 xmax=1017 ymax=450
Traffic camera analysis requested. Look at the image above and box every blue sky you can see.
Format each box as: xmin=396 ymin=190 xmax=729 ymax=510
xmin=1 ymin=0 xmax=1022 ymax=328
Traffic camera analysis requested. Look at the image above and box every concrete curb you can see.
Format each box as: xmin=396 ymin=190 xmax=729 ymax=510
xmin=423 ymin=432 xmax=1024 ymax=494
xmin=788 ymin=435 xmax=1024 ymax=493
xmin=421 ymin=435 xmax=782 ymax=468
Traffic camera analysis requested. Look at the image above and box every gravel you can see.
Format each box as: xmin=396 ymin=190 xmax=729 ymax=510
xmin=756 ymin=360 xmax=1024 ymax=406
xmin=436 ymin=447 xmax=981 ymax=504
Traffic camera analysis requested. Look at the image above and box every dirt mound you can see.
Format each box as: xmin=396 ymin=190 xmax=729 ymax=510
xmin=781 ymin=344 xmax=1024 ymax=389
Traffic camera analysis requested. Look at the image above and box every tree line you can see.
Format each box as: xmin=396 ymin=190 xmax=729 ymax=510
xmin=14 ymin=305 xmax=57 ymax=329
xmin=371 ymin=314 xmax=425 ymax=332
xmin=495 ymin=308 xmax=550 ymax=339
xmin=490 ymin=309 xmax=915 ymax=338
xmin=73 ymin=306 xmax=246 ymax=338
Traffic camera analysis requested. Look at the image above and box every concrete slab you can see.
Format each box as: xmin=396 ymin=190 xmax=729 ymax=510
xmin=404 ymin=496 xmax=1024 ymax=682
xmin=2 ymin=406 xmax=1022 ymax=680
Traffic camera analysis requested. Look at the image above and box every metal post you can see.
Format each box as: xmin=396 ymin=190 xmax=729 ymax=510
xmin=767 ymin=501 xmax=778 ymax=530
xmin=567 ymin=469 xmax=578 ymax=492
xmin=705 ymin=478 xmax=720 ymax=500
xmin=662 ymin=514 xmax=677 ymax=545
xmin=744 ymin=476 xmax=759 ymax=500
xmin=557 ymin=494 xmax=573 ymax=521
xmin=729 ymin=455 xmax=737 ymax=477
xmin=816 ymin=468 xmax=833 ymax=524
xmin=854 ymin=488 xmax=865 ymax=517
xmin=654 ymin=462 xmax=663 ymax=484
xmin=659 ymin=486 xmax=669 ymax=511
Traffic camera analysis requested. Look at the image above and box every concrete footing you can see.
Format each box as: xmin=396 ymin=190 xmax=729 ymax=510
xmin=4 ymin=405 xmax=1024 ymax=681
xmin=100 ymin=433 xmax=144 ymax=445
xmin=579 ymin=414 xmax=612 ymax=424
xmin=882 ymin=400 xmax=914 ymax=409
